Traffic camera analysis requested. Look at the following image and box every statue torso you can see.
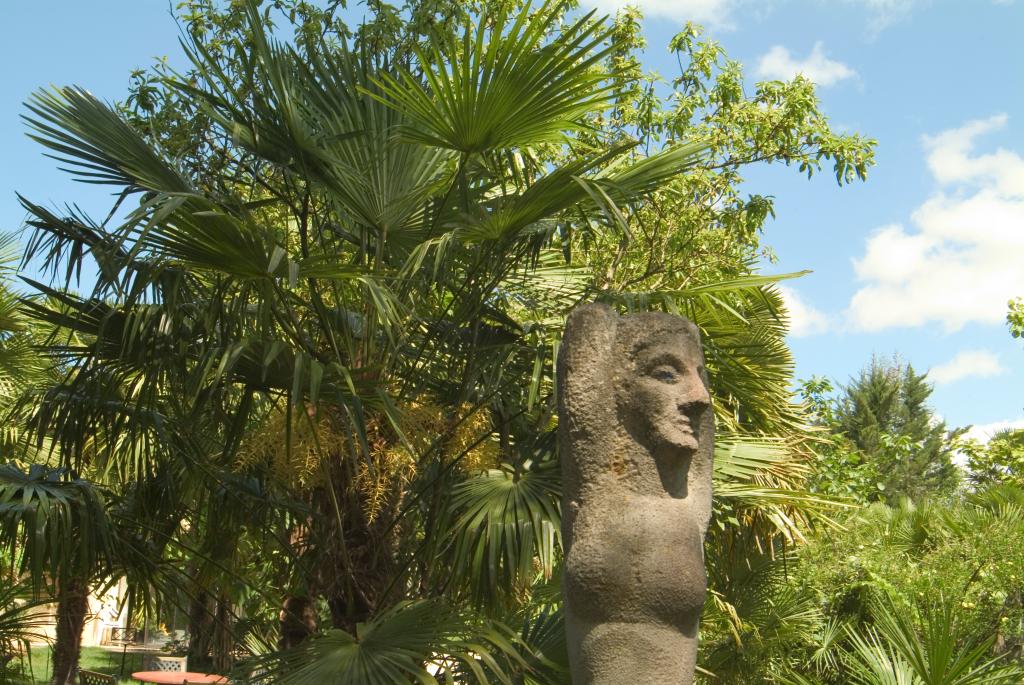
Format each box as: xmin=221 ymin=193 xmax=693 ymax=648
xmin=564 ymin=492 xmax=707 ymax=631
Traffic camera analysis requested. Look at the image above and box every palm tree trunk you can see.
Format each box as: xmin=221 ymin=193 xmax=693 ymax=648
xmin=211 ymin=596 xmax=233 ymax=672
xmin=50 ymin=579 xmax=89 ymax=685
xmin=187 ymin=589 xmax=216 ymax=672
xmin=278 ymin=595 xmax=317 ymax=650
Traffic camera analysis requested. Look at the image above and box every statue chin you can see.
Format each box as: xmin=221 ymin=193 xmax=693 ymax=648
xmin=662 ymin=429 xmax=699 ymax=453
xmin=645 ymin=420 xmax=701 ymax=455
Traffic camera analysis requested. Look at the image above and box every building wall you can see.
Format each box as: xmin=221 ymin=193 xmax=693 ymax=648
xmin=33 ymin=578 xmax=128 ymax=647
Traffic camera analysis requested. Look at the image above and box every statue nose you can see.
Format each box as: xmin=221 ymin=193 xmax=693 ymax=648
xmin=678 ymin=382 xmax=710 ymax=411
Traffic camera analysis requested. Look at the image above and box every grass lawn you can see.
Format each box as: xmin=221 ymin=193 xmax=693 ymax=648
xmin=18 ymin=645 xmax=148 ymax=684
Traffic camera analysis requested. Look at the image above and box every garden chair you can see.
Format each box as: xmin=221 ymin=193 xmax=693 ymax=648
xmin=108 ymin=627 xmax=140 ymax=678
xmin=78 ymin=670 xmax=116 ymax=685
xmin=142 ymin=655 xmax=188 ymax=672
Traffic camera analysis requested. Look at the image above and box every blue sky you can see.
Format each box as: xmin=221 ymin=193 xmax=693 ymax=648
xmin=1 ymin=1 xmax=1022 ymax=436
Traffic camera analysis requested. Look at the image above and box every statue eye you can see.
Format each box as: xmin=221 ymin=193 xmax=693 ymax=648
xmin=649 ymin=365 xmax=679 ymax=383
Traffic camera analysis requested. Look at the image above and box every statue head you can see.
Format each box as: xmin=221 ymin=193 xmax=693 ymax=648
xmin=558 ymin=303 xmax=713 ymax=501
xmin=614 ymin=314 xmax=710 ymax=456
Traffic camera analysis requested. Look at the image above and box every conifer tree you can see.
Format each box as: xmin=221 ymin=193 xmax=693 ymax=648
xmin=835 ymin=357 xmax=961 ymax=501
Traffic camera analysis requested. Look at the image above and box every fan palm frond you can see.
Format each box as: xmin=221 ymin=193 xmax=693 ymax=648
xmin=515 ymin=605 xmax=568 ymax=685
xmin=441 ymin=459 xmax=561 ymax=610
xmin=245 ymin=599 xmax=525 ymax=685
xmin=701 ymin=551 xmax=823 ymax=681
xmin=370 ymin=1 xmax=617 ymax=154
xmin=843 ymin=626 xmax=921 ymax=685
xmin=859 ymin=595 xmax=1024 ymax=685
xmin=712 ymin=436 xmax=839 ymax=545
xmin=0 ymin=579 xmax=50 ymax=648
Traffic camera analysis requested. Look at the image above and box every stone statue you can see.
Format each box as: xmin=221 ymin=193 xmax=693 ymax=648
xmin=557 ymin=303 xmax=714 ymax=685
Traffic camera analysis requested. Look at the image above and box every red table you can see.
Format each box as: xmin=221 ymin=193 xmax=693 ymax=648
xmin=131 ymin=672 xmax=228 ymax=684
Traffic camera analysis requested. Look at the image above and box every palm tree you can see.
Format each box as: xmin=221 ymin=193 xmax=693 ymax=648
xmin=11 ymin=0 xmax=863 ymax=680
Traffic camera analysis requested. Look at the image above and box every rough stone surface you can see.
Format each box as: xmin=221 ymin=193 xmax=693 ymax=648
xmin=558 ymin=303 xmax=714 ymax=685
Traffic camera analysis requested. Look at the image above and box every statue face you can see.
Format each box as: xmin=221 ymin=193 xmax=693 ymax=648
xmin=618 ymin=339 xmax=710 ymax=454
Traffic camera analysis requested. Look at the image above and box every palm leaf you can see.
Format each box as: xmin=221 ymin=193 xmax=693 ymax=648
xmin=712 ymin=436 xmax=840 ymax=545
xmin=0 ymin=463 xmax=116 ymax=588
xmin=23 ymin=86 xmax=189 ymax=193
xmin=863 ymin=595 xmax=1024 ymax=685
xmin=844 ymin=626 xmax=922 ymax=685
xmin=515 ymin=605 xmax=569 ymax=685
xmin=702 ymin=551 xmax=824 ymax=681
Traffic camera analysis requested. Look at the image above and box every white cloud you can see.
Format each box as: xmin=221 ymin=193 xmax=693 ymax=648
xmin=756 ymin=42 xmax=856 ymax=87
xmin=922 ymin=114 xmax=1024 ymax=194
xmin=779 ymin=285 xmax=830 ymax=337
xmin=928 ymin=349 xmax=1005 ymax=385
xmin=583 ymin=0 xmax=735 ymax=25
xmin=848 ymin=114 xmax=1024 ymax=332
xmin=844 ymin=0 xmax=920 ymax=33
xmin=964 ymin=418 xmax=1024 ymax=444
xmin=585 ymin=0 xmax=1008 ymax=34
xmin=846 ymin=0 xmax=1008 ymax=34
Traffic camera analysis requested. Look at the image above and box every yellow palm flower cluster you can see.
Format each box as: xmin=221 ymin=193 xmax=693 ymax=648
xmin=235 ymin=401 xmax=498 ymax=520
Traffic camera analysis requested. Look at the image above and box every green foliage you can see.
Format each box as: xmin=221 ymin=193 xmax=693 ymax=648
xmin=441 ymin=460 xmax=561 ymax=610
xmin=839 ymin=595 xmax=1024 ymax=685
xmin=710 ymin=491 xmax=1024 ymax=684
xmin=964 ymin=429 xmax=1024 ymax=488
xmin=701 ymin=552 xmax=824 ymax=682
xmin=799 ymin=496 xmax=1024 ymax=669
xmin=0 ymin=464 xmax=116 ymax=589
xmin=1008 ymin=298 xmax=1024 ymax=340
xmin=370 ymin=1 xmax=618 ymax=153
xmin=0 ymin=581 xmax=48 ymax=685
xmin=512 ymin=605 xmax=568 ymax=685
xmin=0 ymin=236 xmax=50 ymax=457
xmin=693 ymin=437 xmax=851 ymax=682
xmin=784 ymin=593 xmax=1024 ymax=685
xmin=800 ymin=376 xmax=884 ymax=504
